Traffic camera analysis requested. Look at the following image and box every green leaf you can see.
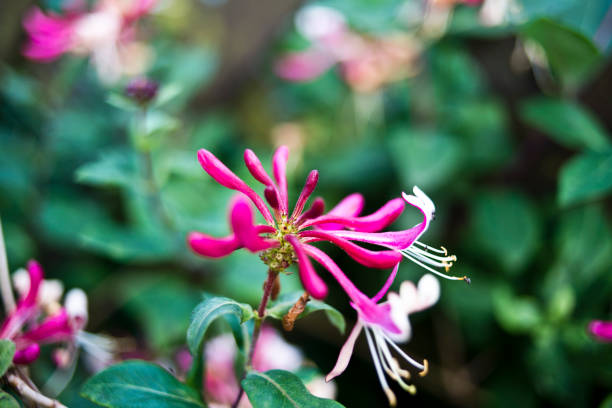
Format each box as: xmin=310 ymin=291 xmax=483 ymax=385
xmin=469 ymin=191 xmax=540 ymax=274
xmin=388 ymin=128 xmax=464 ymax=190
xmin=242 ymin=370 xmax=344 ymax=408
xmin=493 ymin=288 xmax=542 ymax=334
xmin=521 ymin=18 xmax=602 ymax=90
xmin=520 ymin=98 xmax=610 ymax=151
xmin=82 ymin=361 xmax=205 ymax=408
xmin=75 ymin=149 xmax=138 ymax=188
xmin=0 ymin=391 xmax=19 ymax=408
xmin=0 ymin=339 xmax=15 ymax=377
xmin=558 ymin=150 xmax=612 ymax=206
xmin=267 ymin=292 xmax=346 ymax=334
xmin=186 ymin=296 xmax=254 ymax=387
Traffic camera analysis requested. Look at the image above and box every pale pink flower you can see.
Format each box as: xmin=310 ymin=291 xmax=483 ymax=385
xmin=23 ymin=0 xmax=155 ymax=83
xmin=188 ymin=146 xmax=464 ymax=302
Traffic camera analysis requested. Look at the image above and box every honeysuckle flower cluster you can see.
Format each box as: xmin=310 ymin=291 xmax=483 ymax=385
xmin=187 ymin=145 xmax=467 ymax=403
xmin=589 ymin=320 xmax=612 ymax=342
xmin=275 ymin=5 xmax=421 ymax=93
xmin=23 ymin=0 xmax=156 ymax=83
xmin=0 ymin=260 xmax=114 ymax=370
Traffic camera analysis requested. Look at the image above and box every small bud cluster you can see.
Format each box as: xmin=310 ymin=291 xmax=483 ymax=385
xmin=259 ymin=221 xmax=298 ymax=273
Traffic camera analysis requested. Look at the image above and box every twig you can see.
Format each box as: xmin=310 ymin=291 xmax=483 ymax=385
xmin=7 ymin=372 xmax=67 ymax=408
xmin=0 ymin=216 xmax=16 ymax=314
xmin=231 ymin=269 xmax=278 ymax=408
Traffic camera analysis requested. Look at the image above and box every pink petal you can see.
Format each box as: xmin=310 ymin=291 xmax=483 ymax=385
xmin=22 ymin=8 xmax=75 ymax=61
xmin=285 ymin=235 xmax=328 ymax=299
xmin=301 ymin=197 xmax=405 ymax=232
xmin=21 ymin=310 xmax=73 ymax=343
xmin=319 ymin=224 xmax=424 ymax=251
xmin=272 ymin=146 xmax=290 ymax=215
xmin=371 ymin=263 xmax=399 ymax=303
xmin=291 ymin=170 xmax=319 ymax=219
xmin=589 ymin=320 xmax=612 ymax=342
xmin=244 ymin=149 xmax=276 ymax=187
xmin=325 ymin=321 xmax=363 ymax=382
xmin=230 ymin=196 xmax=278 ymax=252
xmin=275 ymin=49 xmax=336 ymax=82
xmin=188 ymin=232 xmax=240 ymax=258
xmin=299 ymin=230 xmax=401 ymax=268
xmin=23 ymin=260 xmax=43 ymax=308
xmin=13 ymin=343 xmax=40 ymax=365
xmin=316 ymin=193 xmax=364 ymax=230
xmin=295 ymin=197 xmax=325 ymax=225
xmin=197 ymin=149 xmax=274 ymax=224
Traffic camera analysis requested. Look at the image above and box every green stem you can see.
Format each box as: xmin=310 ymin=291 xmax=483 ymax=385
xmin=231 ymin=269 xmax=278 ymax=408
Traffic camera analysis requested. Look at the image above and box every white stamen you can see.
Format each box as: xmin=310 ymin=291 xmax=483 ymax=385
xmin=381 ymin=331 xmax=426 ymax=371
xmin=413 ymin=241 xmax=448 ymax=254
xmin=365 ymin=327 xmax=396 ymax=406
xmin=373 ymin=329 xmax=416 ymax=393
xmin=400 ymin=251 xmax=465 ymax=281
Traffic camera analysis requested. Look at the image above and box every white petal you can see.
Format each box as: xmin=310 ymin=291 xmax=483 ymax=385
xmin=12 ymin=268 xmax=30 ymax=297
xmin=387 ymin=293 xmax=412 ymax=343
xmin=398 ymin=280 xmax=418 ymax=312
xmin=326 ymin=321 xmax=363 ymax=382
xmin=415 ymin=274 xmax=440 ymax=312
xmin=412 ymin=186 xmax=435 ymax=214
xmin=65 ymin=288 xmax=88 ymax=323
xmin=39 ymin=280 xmax=64 ymax=307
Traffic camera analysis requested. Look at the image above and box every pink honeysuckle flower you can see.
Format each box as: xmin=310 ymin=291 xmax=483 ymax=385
xmin=326 ymin=273 xmax=440 ymax=406
xmin=188 ymin=146 xmax=465 ymax=301
xmin=23 ymin=0 xmax=155 ymax=83
xmin=275 ymin=5 xmax=421 ymax=93
xmin=588 ymin=320 xmax=612 ymax=342
xmin=204 ymin=326 xmax=335 ymax=408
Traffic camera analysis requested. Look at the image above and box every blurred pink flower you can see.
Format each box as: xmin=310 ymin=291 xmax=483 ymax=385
xmin=589 ymin=320 xmax=612 ymax=342
xmin=326 ymin=273 xmax=440 ymax=406
xmin=23 ymin=0 xmax=155 ymax=83
xmin=188 ymin=146 xmax=464 ymax=301
xmin=275 ymin=6 xmax=421 ymax=92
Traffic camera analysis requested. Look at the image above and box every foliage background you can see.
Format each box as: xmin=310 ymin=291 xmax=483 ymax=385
xmin=1 ymin=0 xmax=612 ymax=406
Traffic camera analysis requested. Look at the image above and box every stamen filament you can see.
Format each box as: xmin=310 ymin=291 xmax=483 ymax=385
xmin=365 ymin=327 xmax=396 ymax=407
xmin=413 ymin=241 xmax=448 ymax=255
xmin=380 ymin=331 xmax=426 ymax=372
xmin=401 ymin=252 xmax=469 ymax=283
xmin=373 ymin=329 xmax=416 ymax=394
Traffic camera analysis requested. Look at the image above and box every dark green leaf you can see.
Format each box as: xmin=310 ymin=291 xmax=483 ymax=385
xmin=267 ymin=292 xmax=345 ymax=334
xmin=0 ymin=340 xmax=15 ymax=377
xmin=0 ymin=391 xmax=19 ymax=408
xmin=242 ymin=369 xmax=344 ymax=408
xmin=82 ymin=361 xmax=205 ymax=408
xmin=75 ymin=149 xmax=138 ymax=188
xmin=558 ymin=150 xmax=612 ymax=206
xmin=186 ymin=296 xmax=254 ymax=387
xmin=520 ymin=97 xmax=610 ymax=151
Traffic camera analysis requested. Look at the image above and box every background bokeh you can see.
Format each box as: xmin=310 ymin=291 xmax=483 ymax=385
xmin=2 ymin=0 xmax=612 ymax=406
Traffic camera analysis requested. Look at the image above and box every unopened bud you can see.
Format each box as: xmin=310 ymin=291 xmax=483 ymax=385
xmin=125 ymin=77 xmax=159 ymax=105
xmin=264 ymin=186 xmax=280 ymax=210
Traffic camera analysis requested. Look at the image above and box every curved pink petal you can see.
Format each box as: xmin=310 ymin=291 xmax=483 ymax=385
xmin=299 ymin=230 xmax=401 ymax=268
xmin=589 ymin=320 xmax=612 ymax=342
xmin=197 ymin=149 xmax=274 ymax=224
xmin=323 ymin=226 xmax=423 ymax=251
xmin=188 ymin=232 xmax=240 ymax=258
xmin=301 ymin=197 xmax=405 ymax=232
xmin=21 ymin=310 xmax=73 ymax=343
xmin=23 ymin=260 xmax=43 ymax=308
xmin=13 ymin=343 xmax=40 ymax=365
xmin=304 ymin=245 xmax=400 ymax=334
xmin=245 ymin=149 xmax=283 ymax=212
xmin=272 ymin=146 xmax=290 ymax=215
xmin=326 ymin=321 xmax=363 ymax=382
xmin=371 ymin=263 xmax=399 ymax=303
xmin=291 ymin=170 xmax=319 ymax=219
xmin=285 ymin=235 xmax=328 ymax=299
xmin=230 ymin=196 xmax=278 ymax=252
xmin=23 ymin=8 xmax=76 ymax=61
xmin=316 ymin=193 xmax=364 ymax=230
xmin=296 ymin=197 xmax=325 ymax=225
xmin=275 ymin=50 xmax=336 ymax=82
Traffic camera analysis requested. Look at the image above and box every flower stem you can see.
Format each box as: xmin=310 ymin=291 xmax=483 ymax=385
xmin=231 ymin=269 xmax=278 ymax=408
xmin=0 ymin=216 xmax=16 ymax=314
xmin=7 ymin=371 xmax=67 ymax=408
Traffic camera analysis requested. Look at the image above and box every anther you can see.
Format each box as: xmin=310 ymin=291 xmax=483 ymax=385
xmin=385 ymin=388 xmax=397 ymax=407
xmin=419 ymin=359 xmax=428 ymax=377
xmin=463 ymin=276 xmax=471 ymax=285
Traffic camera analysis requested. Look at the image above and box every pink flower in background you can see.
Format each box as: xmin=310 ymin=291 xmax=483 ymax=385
xmin=326 ymin=273 xmax=440 ymax=406
xmin=188 ymin=146 xmax=465 ymax=301
xmin=589 ymin=320 xmax=612 ymax=342
xmin=275 ymin=5 xmax=421 ymax=93
xmin=23 ymin=0 xmax=155 ymax=83
xmin=204 ymin=327 xmax=335 ymax=408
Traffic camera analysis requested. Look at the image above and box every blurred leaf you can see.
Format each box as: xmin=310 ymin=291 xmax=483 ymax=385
xmin=546 ymin=285 xmax=575 ymax=322
xmin=0 ymin=340 xmax=15 ymax=377
xmin=242 ymin=370 xmax=344 ymax=408
xmin=75 ymin=149 xmax=138 ymax=188
xmin=469 ymin=191 xmax=540 ymax=273
xmin=430 ymin=43 xmax=484 ymax=102
xmin=186 ymin=296 xmax=254 ymax=388
xmin=267 ymin=292 xmax=346 ymax=334
xmin=493 ymin=288 xmax=543 ymax=333
xmin=107 ymin=93 xmax=140 ymax=112
xmin=520 ymin=97 xmax=610 ymax=151
xmin=521 ymin=19 xmax=601 ymax=90
xmin=600 ymin=394 xmax=612 ymax=408
xmin=82 ymin=361 xmax=205 ymax=408
xmin=558 ymin=150 xmax=612 ymax=206
xmin=121 ymin=276 xmax=201 ymax=350
xmin=0 ymin=392 xmax=19 ymax=408
xmin=388 ymin=128 xmax=464 ymax=190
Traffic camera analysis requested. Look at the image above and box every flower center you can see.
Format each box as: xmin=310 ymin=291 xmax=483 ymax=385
xmin=259 ymin=220 xmax=298 ymax=272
